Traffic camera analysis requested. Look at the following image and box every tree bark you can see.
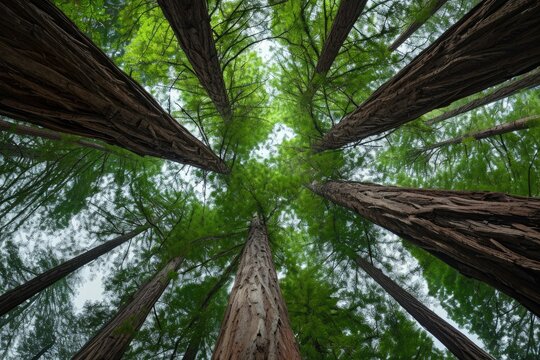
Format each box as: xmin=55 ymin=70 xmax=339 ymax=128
xmin=421 ymin=115 xmax=539 ymax=152
xmin=355 ymin=256 xmax=493 ymax=359
xmin=0 ymin=0 xmax=227 ymax=173
xmin=315 ymin=0 xmax=540 ymax=151
xmin=308 ymin=181 xmax=540 ymax=317
xmin=73 ymin=256 xmax=184 ymax=360
xmin=0 ymin=225 xmax=149 ymax=317
xmin=388 ymin=0 xmax=449 ymax=52
xmin=212 ymin=216 xmax=301 ymax=360
xmin=158 ymin=0 xmax=232 ymax=121
xmin=315 ymin=0 xmax=367 ymax=74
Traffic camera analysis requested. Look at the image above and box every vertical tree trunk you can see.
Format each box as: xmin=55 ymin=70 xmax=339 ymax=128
xmin=212 ymin=216 xmax=301 ymax=360
xmin=0 ymin=225 xmax=149 ymax=317
xmin=315 ymin=0 xmax=540 ymax=151
xmin=73 ymin=256 xmax=184 ymax=360
xmin=315 ymin=0 xmax=367 ymax=74
xmin=158 ymin=0 xmax=232 ymax=121
xmin=426 ymin=69 xmax=540 ymax=125
xmin=0 ymin=0 xmax=227 ymax=173
xmin=356 ymin=256 xmax=493 ymax=359
xmin=308 ymin=181 xmax=540 ymax=317
xmin=388 ymin=0 xmax=448 ymax=52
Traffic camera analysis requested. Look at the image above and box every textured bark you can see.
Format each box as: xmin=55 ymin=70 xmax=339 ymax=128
xmin=0 ymin=0 xmax=227 ymax=173
xmin=355 ymin=256 xmax=494 ymax=360
xmin=212 ymin=216 xmax=301 ymax=360
xmin=388 ymin=0 xmax=449 ymax=52
xmin=426 ymin=69 xmax=540 ymax=125
xmin=309 ymin=181 xmax=540 ymax=317
xmin=73 ymin=256 xmax=183 ymax=360
xmin=422 ymin=115 xmax=539 ymax=152
xmin=158 ymin=0 xmax=232 ymax=121
xmin=315 ymin=0 xmax=540 ymax=151
xmin=315 ymin=0 xmax=367 ymax=74
xmin=0 ymin=226 xmax=149 ymax=317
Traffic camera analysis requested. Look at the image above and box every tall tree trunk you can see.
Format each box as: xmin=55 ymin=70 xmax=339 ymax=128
xmin=0 ymin=0 xmax=227 ymax=173
xmin=212 ymin=216 xmax=301 ymax=360
xmin=426 ymin=69 xmax=540 ymax=125
xmin=315 ymin=0 xmax=367 ymax=74
xmin=420 ymin=115 xmax=539 ymax=152
xmin=355 ymin=256 xmax=493 ymax=359
xmin=388 ymin=0 xmax=449 ymax=52
xmin=308 ymin=181 xmax=540 ymax=317
xmin=315 ymin=0 xmax=540 ymax=151
xmin=0 ymin=225 xmax=149 ymax=317
xmin=73 ymin=256 xmax=184 ymax=360
xmin=158 ymin=0 xmax=232 ymax=121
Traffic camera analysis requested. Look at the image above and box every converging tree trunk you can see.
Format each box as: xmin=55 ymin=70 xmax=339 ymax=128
xmin=315 ymin=0 xmax=540 ymax=151
xmin=355 ymin=256 xmax=493 ymax=359
xmin=426 ymin=69 xmax=540 ymax=125
xmin=0 ymin=0 xmax=227 ymax=173
xmin=308 ymin=181 xmax=540 ymax=317
xmin=158 ymin=0 xmax=232 ymax=121
xmin=0 ymin=225 xmax=149 ymax=317
xmin=73 ymin=256 xmax=184 ymax=360
xmin=212 ymin=216 xmax=301 ymax=360
xmin=388 ymin=0 xmax=448 ymax=52
xmin=315 ymin=0 xmax=367 ymax=74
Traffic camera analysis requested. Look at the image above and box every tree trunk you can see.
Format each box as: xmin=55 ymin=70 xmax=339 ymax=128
xmin=355 ymin=256 xmax=493 ymax=359
xmin=421 ymin=115 xmax=539 ymax=153
xmin=73 ymin=256 xmax=184 ymax=360
xmin=308 ymin=181 xmax=540 ymax=317
xmin=0 ymin=0 xmax=227 ymax=173
xmin=388 ymin=0 xmax=448 ymax=52
xmin=315 ymin=0 xmax=367 ymax=74
xmin=315 ymin=0 xmax=540 ymax=151
xmin=426 ymin=69 xmax=540 ymax=125
xmin=212 ymin=216 xmax=301 ymax=360
xmin=158 ymin=0 xmax=232 ymax=121
xmin=0 ymin=225 xmax=149 ymax=317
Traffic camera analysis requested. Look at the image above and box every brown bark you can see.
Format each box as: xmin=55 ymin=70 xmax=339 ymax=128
xmin=0 ymin=0 xmax=227 ymax=173
xmin=315 ymin=0 xmax=367 ymax=74
xmin=308 ymin=181 xmax=540 ymax=317
xmin=158 ymin=0 xmax=232 ymax=121
xmin=73 ymin=256 xmax=184 ymax=360
xmin=0 ymin=225 xmax=149 ymax=317
xmin=315 ymin=0 xmax=540 ymax=151
xmin=422 ymin=115 xmax=539 ymax=152
xmin=355 ymin=256 xmax=494 ymax=360
xmin=212 ymin=216 xmax=301 ymax=360
xmin=388 ymin=0 xmax=449 ymax=52
xmin=426 ymin=69 xmax=540 ymax=125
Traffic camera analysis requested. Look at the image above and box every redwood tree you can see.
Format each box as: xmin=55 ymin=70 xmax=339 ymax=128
xmin=73 ymin=256 xmax=184 ymax=360
xmin=0 ymin=0 xmax=227 ymax=173
xmin=212 ymin=216 xmax=301 ymax=359
xmin=308 ymin=181 xmax=540 ymax=317
xmin=315 ymin=0 xmax=540 ymax=151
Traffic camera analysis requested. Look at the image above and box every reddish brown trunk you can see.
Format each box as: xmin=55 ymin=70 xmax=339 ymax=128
xmin=0 ymin=226 xmax=149 ymax=317
xmin=388 ymin=0 xmax=449 ymax=52
xmin=73 ymin=256 xmax=183 ymax=360
xmin=0 ymin=0 xmax=227 ymax=173
xmin=315 ymin=0 xmax=367 ymax=74
xmin=315 ymin=0 xmax=540 ymax=151
xmin=355 ymin=256 xmax=494 ymax=360
xmin=212 ymin=216 xmax=301 ymax=360
xmin=158 ymin=0 xmax=232 ymax=121
xmin=309 ymin=181 xmax=540 ymax=317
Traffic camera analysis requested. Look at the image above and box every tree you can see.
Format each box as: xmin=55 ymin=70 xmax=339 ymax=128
xmin=308 ymin=181 xmax=540 ymax=317
xmin=0 ymin=0 xmax=227 ymax=173
xmin=212 ymin=216 xmax=301 ymax=359
xmin=315 ymin=0 xmax=540 ymax=151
